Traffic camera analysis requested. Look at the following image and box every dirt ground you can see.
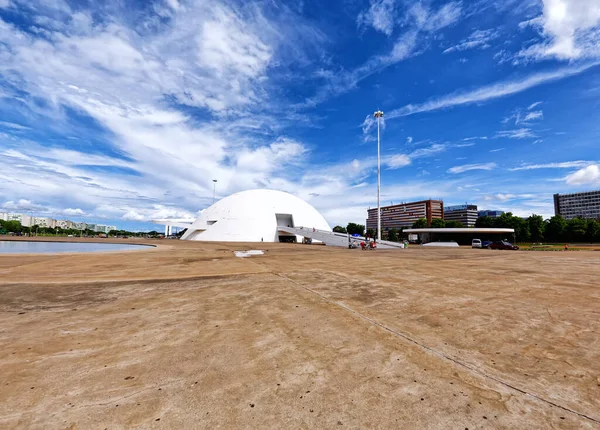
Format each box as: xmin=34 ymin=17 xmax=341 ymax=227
xmin=1 ymin=238 xmax=599 ymax=429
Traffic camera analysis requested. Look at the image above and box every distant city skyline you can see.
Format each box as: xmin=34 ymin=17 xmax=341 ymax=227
xmin=0 ymin=211 xmax=117 ymax=233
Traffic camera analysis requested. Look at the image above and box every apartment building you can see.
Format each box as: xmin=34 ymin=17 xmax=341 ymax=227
xmin=554 ymin=190 xmax=600 ymax=220
xmin=367 ymin=200 xmax=444 ymax=231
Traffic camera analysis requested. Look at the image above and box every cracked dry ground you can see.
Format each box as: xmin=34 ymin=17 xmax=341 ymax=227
xmin=0 ymin=241 xmax=599 ymax=429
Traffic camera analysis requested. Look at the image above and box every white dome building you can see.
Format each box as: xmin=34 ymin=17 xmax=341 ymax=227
xmin=180 ymin=189 xmax=331 ymax=242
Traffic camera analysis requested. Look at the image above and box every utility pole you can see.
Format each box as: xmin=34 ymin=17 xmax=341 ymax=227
xmin=212 ymin=179 xmax=218 ymax=204
xmin=374 ymin=110 xmax=384 ymax=241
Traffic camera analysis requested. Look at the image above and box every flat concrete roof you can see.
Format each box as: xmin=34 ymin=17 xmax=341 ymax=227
xmin=404 ymin=228 xmax=514 ymax=234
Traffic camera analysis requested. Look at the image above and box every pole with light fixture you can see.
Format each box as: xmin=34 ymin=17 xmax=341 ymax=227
xmin=374 ymin=110 xmax=384 ymax=241
xmin=212 ymin=179 xmax=218 ymax=204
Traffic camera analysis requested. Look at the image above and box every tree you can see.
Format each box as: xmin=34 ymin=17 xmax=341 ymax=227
xmin=567 ymin=217 xmax=587 ymax=242
xmin=445 ymin=220 xmax=464 ymax=228
xmin=333 ymin=225 xmax=347 ymax=234
xmin=586 ymin=219 xmax=600 ymax=243
xmin=346 ymin=223 xmax=365 ymax=236
xmin=545 ymin=215 xmax=567 ymax=243
xmin=495 ymin=212 xmax=529 ymax=242
xmin=387 ymin=228 xmax=398 ymax=242
xmin=475 ymin=216 xmax=495 ymax=228
xmin=0 ymin=220 xmax=23 ymax=233
xmin=527 ymin=214 xmax=545 ymax=242
xmin=366 ymin=228 xmax=376 ymax=238
xmin=430 ymin=219 xmax=446 ymax=228
xmin=412 ymin=218 xmax=427 ymax=229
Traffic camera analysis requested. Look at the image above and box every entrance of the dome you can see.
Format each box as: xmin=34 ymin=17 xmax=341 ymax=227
xmin=276 ymin=213 xmax=296 ymax=243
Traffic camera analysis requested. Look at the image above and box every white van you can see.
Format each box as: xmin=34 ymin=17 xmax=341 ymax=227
xmin=472 ymin=239 xmax=482 ymax=248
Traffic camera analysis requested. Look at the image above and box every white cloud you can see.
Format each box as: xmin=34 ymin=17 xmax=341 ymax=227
xmin=387 ymin=154 xmax=411 ymax=169
xmin=519 ymin=0 xmax=600 ymax=60
xmin=443 ymin=29 xmax=499 ymax=53
xmin=483 ymin=193 xmax=538 ymax=202
xmin=0 ymin=0 xmax=10 ymax=8
xmin=503 ymin=103 xmax=544 ymax=125
xmin=122 ymin=210 xmax=147 ymax=221
xmin=61 ymin=208 xmax=85 ymax=216
xmin=0 ymin=121 xmax=29 ymax=130
xmin=489 ymin=148 xmax=505 ymax=152
xmin=388 ymin=30 xmax=419 ymax=62
xmin=447 ymin=162 xmax=497 ymax=174
xmin=510 ymin=161 xmax=593 ymax=171
xmin=357 ymin=0 xmax=397 ymax=36
xmin=406 ymin=136 xmax=413 ymax=144
xmin=387 ymin=63 xmax=599 ymax=117
xmin=0 ymin=1 xmax=335 ymax=223
xmin=165 ymin=0 xmax=180 ymax=11
xmin=1 ymin=199 xmax=46 ymax=211
xmin=483 ymin=193 xmax=516 ymax=201
xmin=565 ymin=164 xmax=600 ymax=185
xmin=415 ymin=2 xmax=462 ymax=32
xmin=310 ymin=1 xmax=463 ymax=105
xmin=496 ymin=128 xmax=536 ymax=139
xmin=198 ymin=6 xmax=272 ymax=81
xmin=523 ymin=111 xmax=543 ymax=122
xmin=236 ymin=138 xmax=307 ymax=173
xmin=410 ymin=143 xmax=448 ymax=158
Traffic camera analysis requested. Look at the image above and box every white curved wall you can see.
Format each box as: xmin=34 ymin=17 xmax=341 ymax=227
xmin=181 ymin=189 xmax=331 ymax=242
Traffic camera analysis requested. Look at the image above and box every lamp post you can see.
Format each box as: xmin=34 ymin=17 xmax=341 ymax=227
xmin=212 ymin=179 xmax=217 ymax=204
xmin=374 ymin=110 xmax=384 ymax=241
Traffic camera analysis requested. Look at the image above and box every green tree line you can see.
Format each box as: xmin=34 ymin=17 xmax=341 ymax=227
xmin=331 ymin=214 xmax=600 ymax=244
xmin=407 ymin=213 xmax=599 ymax=243
xmin=476 ymin=213 xmax=600 ymax=243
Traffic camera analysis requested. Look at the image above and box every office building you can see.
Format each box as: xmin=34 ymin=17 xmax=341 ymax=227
xmin=478 ymin=210 xmax=504 ymax=218
xmin=0 ymin=212 xmax=7 ymax=221
xmin=71 ymin=222 xmax=87 ymax=230
xmin=444 ymin=204 xmax=478 ymax=227
xmin=20 ymin=214 xmax=33 ymax=227
xmin=55 ymin=220 xmax=72 ymax=229
xmin=554 ymin=190 xmax=600 ymax=220
xmin=6 ymin=213 xmax=24 ymax=222
xmin=33 ymin=217 xmax=56 ymax=228
xmin=95 ymin=225 xmax=117 ymax=233
xmin=366 ymin=200 xmax=444 ymax=231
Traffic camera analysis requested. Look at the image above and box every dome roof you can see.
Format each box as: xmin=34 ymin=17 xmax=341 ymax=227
xmin=181 ymin=189 xmax=331 ymax=242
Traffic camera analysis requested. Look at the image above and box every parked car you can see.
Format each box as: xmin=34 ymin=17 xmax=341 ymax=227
xmin=482 ymin=240 xmax=493 ymax=248
xmin=489 ymin=241 xmax=519 ymax=250
xmin=472 ymin=239 xmax=482 ymax=248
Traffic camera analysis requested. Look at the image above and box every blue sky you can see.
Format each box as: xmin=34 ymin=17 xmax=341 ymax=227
xmin=1 ymin=0 xmax=599 ymax=230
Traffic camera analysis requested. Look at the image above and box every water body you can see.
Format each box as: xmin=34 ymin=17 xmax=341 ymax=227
xmin=0 ymin=241 xmax=153 ymax=254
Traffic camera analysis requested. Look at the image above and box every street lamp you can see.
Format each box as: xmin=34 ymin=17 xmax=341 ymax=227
xmin=212 ymin=179 xmax=218 ymax=204
xmin=374 ymin=110 xmax=384 ymax=241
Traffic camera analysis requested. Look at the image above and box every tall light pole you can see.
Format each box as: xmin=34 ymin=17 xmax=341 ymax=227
xmin=212 ymin=179 xmax=217 ymax=204
xmin=374 ymin=110 xmax=384 ymax=241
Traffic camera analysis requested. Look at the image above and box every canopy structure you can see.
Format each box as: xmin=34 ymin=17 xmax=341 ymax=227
xmin=404 ymin=228 xmax=515 ymax=245
xmin=404 ymin=228 xmax=515 ymax=234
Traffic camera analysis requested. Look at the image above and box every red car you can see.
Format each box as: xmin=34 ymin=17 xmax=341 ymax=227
xmin=489 ymin=241 xmax=519 ymax=250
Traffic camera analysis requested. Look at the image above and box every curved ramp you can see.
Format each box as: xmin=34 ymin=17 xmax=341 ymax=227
xmin=278 ymin=226 xmax=405 ymax=249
